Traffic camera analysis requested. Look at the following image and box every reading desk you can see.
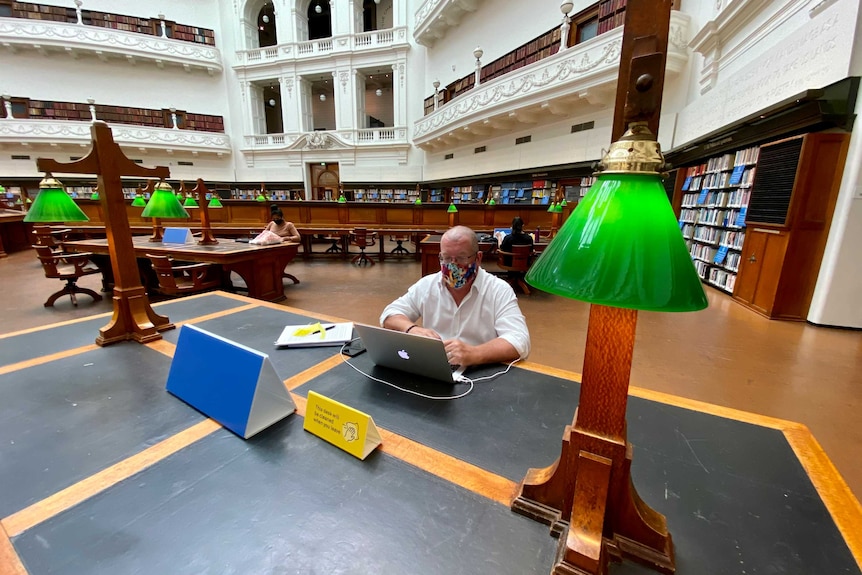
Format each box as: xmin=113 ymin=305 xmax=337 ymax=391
xmin=0 ymin=292 xmax=859 ymax=574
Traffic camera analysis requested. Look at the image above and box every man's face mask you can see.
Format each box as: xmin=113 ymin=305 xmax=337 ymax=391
xmin=441 ymin=260 xmax=478 ymax=289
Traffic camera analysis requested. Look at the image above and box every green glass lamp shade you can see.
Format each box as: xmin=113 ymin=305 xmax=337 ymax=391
xmin=547 ymin=202 xmax=556 ymax=212
xmin=255 ymin=193 xmax=267 ymax=202
xmin=414 ymin=198 xmax=422 ymax=205
xmin=90 ymin=192 xmax=100 ymax=200
xmin=560 ymin=198 xmax=568 ymax=207
xmin=526 ymin=173 xmax=707 ymax=312
xmin=0 ymin=184 xmax=5 ymax=194
xmin=488 ymin=198 xmax=496 ymax=205
xmin=337 ymin=195 xmax=347 ymax=203
xmin=554 ymin=202 xmax=564 ymax=213
xmin=141 ymin=182 xmax=190 ymax=218
xmin=208 ymin=196 xmax=223 ymax=208
xmin=183 ymin=196 xmax=199 ymax=207
xmin=24 ymin=177 xmax=89 ymax=222
xmin=131 ymin=195 xmax=147 ymax=207
xmin=447 ymin=202 xmax=458 ymax=213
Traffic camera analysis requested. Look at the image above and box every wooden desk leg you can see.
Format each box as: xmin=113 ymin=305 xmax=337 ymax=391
xmin=512 ymin=305 xmax=674 ymax=575
xmin=97 ymin=285 xmax=173 ymax=345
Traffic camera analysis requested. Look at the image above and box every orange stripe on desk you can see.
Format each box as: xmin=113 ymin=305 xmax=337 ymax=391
xmin=291 ymin=394 xmax=517 ymax=506
xmin=0 ymin=345 xmax=100 ymax=377
xmin=0 ymin=521 xmax=27 ymax=575
xmin=1 ymin=419 xmax=222 ymax=538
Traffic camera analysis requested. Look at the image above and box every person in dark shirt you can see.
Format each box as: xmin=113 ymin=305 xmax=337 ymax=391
xmin=500 ymin=216 xmax=534 ymax=267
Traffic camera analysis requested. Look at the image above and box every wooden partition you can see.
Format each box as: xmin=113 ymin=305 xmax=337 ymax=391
xmin=68 ymin=200 xmax=565 ymax=232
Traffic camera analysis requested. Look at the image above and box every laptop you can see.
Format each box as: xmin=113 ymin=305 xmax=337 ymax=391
xmin=353 ymin=323 xmax=466 ymax=383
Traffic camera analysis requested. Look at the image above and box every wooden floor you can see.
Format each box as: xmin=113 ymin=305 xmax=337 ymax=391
xmin=2 ymin=240 xmax=861 ymax=513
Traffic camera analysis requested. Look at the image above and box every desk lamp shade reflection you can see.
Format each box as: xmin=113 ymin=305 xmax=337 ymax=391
xmin=526 ymin=123 xmax=707 ymax=312
xmin=24 ymin=175 xmax=89 ymax=222
xmin=141 ymin=181 xmax=190 ymax=219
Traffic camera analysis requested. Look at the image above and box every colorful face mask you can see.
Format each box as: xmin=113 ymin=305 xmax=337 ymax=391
xmin=441 ymin=260 xmax=478 ymax=289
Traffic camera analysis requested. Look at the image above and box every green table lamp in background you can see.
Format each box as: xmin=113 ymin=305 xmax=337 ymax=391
xmin=24 ymin=175 xmax=89 ymax=223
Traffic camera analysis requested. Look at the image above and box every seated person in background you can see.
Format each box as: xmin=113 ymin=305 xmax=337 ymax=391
xmin=264 ymin=208 xmax=301 ymax=243
xmin=500 ymin=216 xmax=534 ymax=266
xmin=381 ymin=225 xmax=530 ymax=368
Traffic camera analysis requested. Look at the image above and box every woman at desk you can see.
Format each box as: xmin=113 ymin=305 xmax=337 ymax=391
xmin=264 ymin=208 xmax=301 ymax=243
xmin=500 ymin=217 xmax=534 ymax=266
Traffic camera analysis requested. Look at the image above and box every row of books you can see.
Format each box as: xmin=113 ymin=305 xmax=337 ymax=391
xmin=598 ymin=0 xmax=628 ymax=18
xmin=681 ymin=188 xmax=752 ymax=209
xmin=9 ymin=2 xmax=215 ymax=47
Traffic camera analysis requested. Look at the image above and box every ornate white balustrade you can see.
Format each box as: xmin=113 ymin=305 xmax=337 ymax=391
xmin=0 ymin=17 xmax=223 ymax=74
xmin=0 ymin=118 xmax=232 ymax=156
xmin=243 ymin=127 xmax=408 ymax=150
xmin=234 ymin=27 xmax=409 ymax=69
xmin=413 ymin=11 xmax=690 ymax=149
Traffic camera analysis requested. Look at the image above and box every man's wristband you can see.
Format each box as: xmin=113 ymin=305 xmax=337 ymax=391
xmin=405 ymin=324 xmax=418 ymax=334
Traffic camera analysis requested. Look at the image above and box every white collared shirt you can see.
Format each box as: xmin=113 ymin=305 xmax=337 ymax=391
xmin=380 ymin=267 xmax=530 ymax=359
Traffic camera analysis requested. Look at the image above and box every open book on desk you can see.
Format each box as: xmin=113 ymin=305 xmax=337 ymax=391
xmin=275 ymin=322 xmax=354 ymax=348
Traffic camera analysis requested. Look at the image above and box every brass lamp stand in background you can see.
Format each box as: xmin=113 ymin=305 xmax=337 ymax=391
xmin=512 ymin=2 xmax=708 ymax=574
xmin=32 ymin=121 xmax=174 ymax=346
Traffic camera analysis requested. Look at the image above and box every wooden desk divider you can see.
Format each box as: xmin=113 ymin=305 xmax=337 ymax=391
xmin=166 ymin=324 xmax=296 ymax=439
xmin=192 ymin=179 xmax=219 ymax=245
xmin=36 ymin=122 xmax=173 ymax=346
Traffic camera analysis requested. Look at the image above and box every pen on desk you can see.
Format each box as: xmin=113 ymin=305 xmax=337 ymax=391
xmin=310 ymin=325 xmax=335 ymax=335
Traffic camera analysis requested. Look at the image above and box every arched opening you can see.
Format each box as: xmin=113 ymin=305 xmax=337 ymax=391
xmin=257 ymin=2 xmax=277 ymax=47
xmin=308 ymin=0 xmax=331 ymax=40
xmin=362 ymin=0 xmax=378 ymax=32
xmin=263 ymin=84 xmax=282 ymax=134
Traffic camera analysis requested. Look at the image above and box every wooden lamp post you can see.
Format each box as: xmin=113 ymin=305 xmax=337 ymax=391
xmin=36 ymin=122 xmax=173 ymax=346
xmin=512 ymin=2 xmax=709 ymax=574
xmin=191 ymin=178 xmax=219 ymax=245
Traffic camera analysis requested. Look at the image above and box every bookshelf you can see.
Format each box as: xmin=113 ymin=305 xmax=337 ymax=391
xmin=732 ymin=133 xmax=850 ymax=320
xmin=678 ymin=145 xmax=759 ymax=294
xmin=5 ymin=2 xmax=216 ymax=46
xmin=451 ymin=185 xmax=486 ymax=204
xmin=12 ymin=98 xmax=225 ymax=133
xmin=597 ymin=0 xmax=626 ymax=36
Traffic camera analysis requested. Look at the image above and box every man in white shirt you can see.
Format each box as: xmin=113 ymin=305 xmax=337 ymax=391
xmin=380 ymin=225 xmax=530 ymax=368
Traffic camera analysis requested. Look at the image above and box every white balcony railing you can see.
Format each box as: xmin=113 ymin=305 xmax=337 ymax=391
xmin=242 ymin=127 xmax=408 ymax=150
xmin=0 ymin=17 xmax=223 ymax=74
xmin=0 ymin=118 xmax=232 ymax=156
xmin=234 ymin=27 xmax=409 ymax=68
xmin=413 ymin=11 xmax=690 ymax=147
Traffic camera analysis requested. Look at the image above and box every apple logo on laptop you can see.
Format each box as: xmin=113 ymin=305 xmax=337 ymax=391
xmin=397 ymin=349 xmax=410 ymax=360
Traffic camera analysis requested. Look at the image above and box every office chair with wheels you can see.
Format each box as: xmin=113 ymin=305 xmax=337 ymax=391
xmin=350 ymin=228 xmax=377 ymax=266
xmin=32 ymin=245 xmax=103 ymax=307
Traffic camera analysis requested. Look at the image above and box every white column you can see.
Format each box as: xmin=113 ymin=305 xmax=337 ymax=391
xmin=87 ymin=98 xmax=97 ymax=122
xmin=281 ymin=76 xmax=301 ymax=133
xmin=2 ymin=95 xmax=13 ymax=120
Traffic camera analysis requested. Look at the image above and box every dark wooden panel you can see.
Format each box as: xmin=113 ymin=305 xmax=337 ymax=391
xmin=747 ymin=137 xmax=803 ymax=226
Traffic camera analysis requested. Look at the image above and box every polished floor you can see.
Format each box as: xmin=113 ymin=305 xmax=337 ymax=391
xmin=2 ymin=242 xmax=861 ymax=509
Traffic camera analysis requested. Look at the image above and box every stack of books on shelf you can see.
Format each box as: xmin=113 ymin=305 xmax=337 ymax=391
xmin=679 ymin=145 xmax=759 ymax=294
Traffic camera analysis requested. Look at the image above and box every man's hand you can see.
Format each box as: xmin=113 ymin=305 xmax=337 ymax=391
xmin=443 ymin=339 xmax=475 ymax=368
xmin=409 ymin=326 xmax=441 ymax=340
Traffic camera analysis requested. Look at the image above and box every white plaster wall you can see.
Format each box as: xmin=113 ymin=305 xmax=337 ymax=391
xmin=807 ymin=5 xmax=862 ymax=328
xmin=674 ymin=0 xmax=858 ymax=147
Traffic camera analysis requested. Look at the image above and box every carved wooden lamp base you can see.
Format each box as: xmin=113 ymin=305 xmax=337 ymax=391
xmin=96 ymin=285 xmax=174 ymax=346
xmin=513 ymin=413 xmax=674 ymax=575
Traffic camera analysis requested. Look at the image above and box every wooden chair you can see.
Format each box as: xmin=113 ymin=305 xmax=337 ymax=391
xmin=146 ymin=254 xmax=222 ymax=297
xmin=495 ymin=244 xmax=534 ymax=295
xmin=32 ymin=225 xmax=70 ymax=252
xmin=350 ymin=228 xmax=377 ymax=266
xmin=32 ymin=245 xmax=103 ymax=307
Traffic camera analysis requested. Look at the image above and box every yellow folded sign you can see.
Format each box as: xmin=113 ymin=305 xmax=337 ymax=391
xmin=303 ymin=391 xmax=381 ymax=460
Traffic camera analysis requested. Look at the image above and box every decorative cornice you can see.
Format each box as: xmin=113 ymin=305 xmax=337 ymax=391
xmin=0 ymin=119 xmax=231 ymax=154
xmin=0 ymin=18 xmax=222 ymax=73
xmin=414 ymin=0 xmax=483 ymax=47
